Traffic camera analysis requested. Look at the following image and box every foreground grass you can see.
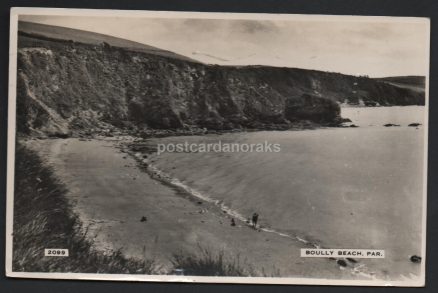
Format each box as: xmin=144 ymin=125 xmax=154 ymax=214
xmin=13 ymin=142 xmax=155 ymax=273
xmin=172 ymin=245 xmax=280 ymax=277
xmin=172 ymin=245 xmax=252 ymax=277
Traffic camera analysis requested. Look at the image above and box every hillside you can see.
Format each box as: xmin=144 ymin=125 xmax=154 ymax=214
xmin=376 ymin=76 xmax=426 ymax=93
xmin=18 ymin=21 xmax=201 ymax=63
xmin=15 ymin=22 xmax=426 ymax=137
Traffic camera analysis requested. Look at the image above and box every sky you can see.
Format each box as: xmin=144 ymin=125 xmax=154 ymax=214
xmin=19 ymin=14 xmax=430 ymax=77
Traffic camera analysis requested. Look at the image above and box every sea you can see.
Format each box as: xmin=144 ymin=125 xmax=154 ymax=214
xmin=142 ymin=106 xmax=426 ymax=280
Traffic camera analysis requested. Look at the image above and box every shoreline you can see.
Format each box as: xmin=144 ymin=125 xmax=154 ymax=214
xmin=123 ymin=140 xmax=378 ymax=280
xmin=23 ymin=137 xmax=370 ymax=279
xmin=22 ymin=105 xmax=425 ymax=141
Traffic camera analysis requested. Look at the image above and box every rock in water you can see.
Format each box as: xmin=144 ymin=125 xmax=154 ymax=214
xmin=337 ymin=259 xmax=348 ymax=267
xmin=410 ymin=255 xmax=421 ymax=263
xmin=140 ymin=216 xmax=147 ymax=222
xmin=346 ymin=258 xmax=357 ymax=263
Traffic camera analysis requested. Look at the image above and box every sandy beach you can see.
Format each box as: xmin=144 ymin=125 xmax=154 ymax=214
xmin=24 ymin=137 xmax=362 ymax=279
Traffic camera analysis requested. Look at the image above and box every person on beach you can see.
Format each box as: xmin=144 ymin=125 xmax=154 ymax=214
xmin=252 ymin=212 xmax=259 ymax=229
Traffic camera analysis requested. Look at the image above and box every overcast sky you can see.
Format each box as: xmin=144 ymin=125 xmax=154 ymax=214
xmin=20 ymin=14 xmax=429 ymax=77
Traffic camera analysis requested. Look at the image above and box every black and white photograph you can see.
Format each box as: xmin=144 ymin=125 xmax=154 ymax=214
xmin=6 ymin=8 xmax=429 ymax=286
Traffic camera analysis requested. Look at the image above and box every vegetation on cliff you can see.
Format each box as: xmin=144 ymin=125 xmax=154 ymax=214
xmin=16 ymin=22 xmax=425 ymax=137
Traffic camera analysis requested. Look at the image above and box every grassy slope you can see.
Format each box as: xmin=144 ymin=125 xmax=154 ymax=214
xmin=376 ymin=76 xmax=425 ymax=87
xmin=18 ymin=21 xmax=201 ymax=63
xmin=375 ymin=76 xmax=426 ymax=93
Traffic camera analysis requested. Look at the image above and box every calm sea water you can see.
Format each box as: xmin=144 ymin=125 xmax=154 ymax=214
xmin=145 ymin=106 xmax=426 ymax=280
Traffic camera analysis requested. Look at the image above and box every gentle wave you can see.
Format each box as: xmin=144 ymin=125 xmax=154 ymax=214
xmin=131 ymin=151 xmax=380 ymax=280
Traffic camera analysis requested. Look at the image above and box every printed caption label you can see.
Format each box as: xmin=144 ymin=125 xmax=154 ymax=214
xmin=44 ymin=249 xmax=69 ymax=257
xmin=301 ymin=249 xmax=385 ymax=258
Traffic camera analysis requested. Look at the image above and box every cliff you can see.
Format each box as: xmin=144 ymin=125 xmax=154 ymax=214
xmin=16 ymin=22 xmax=425 ymax=137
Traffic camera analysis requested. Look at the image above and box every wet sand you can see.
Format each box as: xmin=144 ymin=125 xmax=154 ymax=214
xmin=26 ymin=137 xmax=359 ymax=279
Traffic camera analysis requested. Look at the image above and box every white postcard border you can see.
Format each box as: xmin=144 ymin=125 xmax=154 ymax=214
xmin=5 ymin=7 xmax=430 ymax=286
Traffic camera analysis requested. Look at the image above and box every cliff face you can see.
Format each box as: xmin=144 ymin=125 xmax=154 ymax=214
xmin=16 ymin=31 xmax=425 ymax=136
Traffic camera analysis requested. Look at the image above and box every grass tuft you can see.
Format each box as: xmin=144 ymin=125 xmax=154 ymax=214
xmin=171 ymin=244 xmax=252 ymax=277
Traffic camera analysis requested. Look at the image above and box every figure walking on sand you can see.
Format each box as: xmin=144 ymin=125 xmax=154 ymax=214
xmin=252 ymin=212 xmax=259 ymax=229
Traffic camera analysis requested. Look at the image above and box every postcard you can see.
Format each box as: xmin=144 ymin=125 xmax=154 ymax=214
xmin=6 ymin=7 xmax=430 ymax=286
